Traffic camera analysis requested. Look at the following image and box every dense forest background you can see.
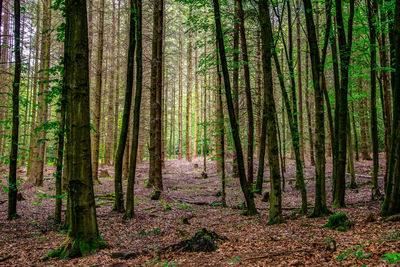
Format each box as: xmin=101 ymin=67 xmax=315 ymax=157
xmin=1 ymin=0 xmax=400 ymax=265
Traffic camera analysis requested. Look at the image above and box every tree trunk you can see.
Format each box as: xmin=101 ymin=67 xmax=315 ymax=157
xmin=113 ymin=0 xmax=136 ymax=212
xmin=296 ymin=0 xmax=304 ymax=163
xmin=367 ymin=0 xmax=381 ymax=199
xmin=303 ymin=0 xmax=328 ymax=217
xmin=148 ymin=0 xmax=164 ymax=192
xmin=92 ymin=0 xmax=105 ymax=183
xmin=381 ymin=0 xmax=400 ymax=216
xmin=237 ymin=0 xmax=254 ymax=185
xmin=185 ymin=15 xmax=192 ymax=162
xmin=30 ymin=0 xmax=51 ymax=186
xmin=54 ymin=0 xmax=105 ymax=256
xmin=8 ymin=0 xmax=21 ymax=220
xmin=27 ymin=3 xmax=41 ymax=176
xmin=193 ymin=48 xmax=199 ymax=158
xmin=232 ymin=0 xmax=239 ymax=178
xmin=333 ymin=0 xmax=354 ymax=208
xmin=104 ymin=0 xmax=117 ymax=166
xmin=125 ymin=0 xmax=142 ymax=219
xmin=178 ymin=26 xmax=183 ymax=160
xmin=215 ymin=43 xmax=226 ymax=207
xmin=213 ymin=0 xmax=257 ymax=216
xmin=305 ymin=46 xmax=315 ymax=166
xmin=259 ymin=0 xmax=283 ymax=223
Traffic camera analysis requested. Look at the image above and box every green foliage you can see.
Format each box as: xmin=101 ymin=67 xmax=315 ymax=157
xmin=137 ymin=228 xmax=161 ymax=236
xmin=336 ymin=246 xmax=371 ymax=261
xmin=324 ymin=213 xmax=352 ymax=232
xmin=382 ymin=252 xmax=400 ymax=264
xmin=159 ymin=261 xmax=178 ymax=267
xmin=228 ymin=256 xmax=241 ymax=263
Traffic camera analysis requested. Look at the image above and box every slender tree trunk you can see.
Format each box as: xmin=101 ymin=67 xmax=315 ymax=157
xmin=30 ymin=0 xmax=51 ymax=186
xmin=237 ymin=0 xmax=254 ymax=185
xmin=148 ymin=0 xmax=164 ymax=192
xmin=333 ymin=0 xmax=354 ymax=207
xmin=113 ymin=0 xmax=121 ymax=162
xmin=259 ymin=0 xmax=283 ymax=223
xmin=215 ymin=43 xmax=226 ymax=207
xmin=185 ymin=15 xmax=192 ymax=162
xmin=54 ymin=76 xmax=66 ymax=225
xmin=378 ymin=5 xmax=391 ymax=189
xmin=232 ymin=0 xmax=239 ymax=178
xmin=303 ymin=0 xmax=328 ymax=216
xmin=104 ymin=0 xmax=117 ymax=166
xmin=113 ymin=0 xmax=137 ymax=213
xmin=8 ymin=0 xmax=21 ymax=220
xmin=381 ymin=0 xmax=400 ymax=216
xmin=347 ymin=113 xmax=356 ymax=189
xmin=27 ymin=3 xmax=41 ymax=176
xmin=92 ymin=0 xmax=105 ymax=183
xmin=125 ymin=0 xmax=142 ymax=219
xmin=178 ymin=26 xmax=183 ymax=160
xmin=296 ymin=0 xmax=304 ymax=163
xmin=305 ymin=47 xmax=315 ymax=166
xmin=193 ymin=48 xmax=199 ymax=158
xmin=213 ymin=0 xmax=257 ymax=216
xmin=368 ymin=0 xmax=381 ymax=199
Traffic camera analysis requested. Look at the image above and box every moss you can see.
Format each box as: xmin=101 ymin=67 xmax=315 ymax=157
xmin=49 ymin=235 xmax=106 ymax=259
xmin=324 ymin=212 xmax=351 ymax=232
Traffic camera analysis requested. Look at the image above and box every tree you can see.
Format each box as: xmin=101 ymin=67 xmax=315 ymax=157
xmin=259 ymin=0 xmax=284 ymax=224
xmin=125 ymin=0 xmax=143 ymax=220
xmin=367 ymin=0 xmax=381 ymax=199
xmin=302 ymin=0 xmax=328 ymax=216
xmin=148 ymin=0 xmax=164 ymax=194
xmin=237 ymin=0 xmax=254 ymax=185
xmin=8 ymin=0 xmax=22 ymax=220
xmin=332 ymin=0 xmax=354 ymax=207
xmin=92 ymin=0 xmax=105 ymax=183
xmin=113 ymin=0 xmax=137 ymax=213
xmin=51 ymin=0 xmax=105 ymax=257
xmin=213 ymin=0 xmax=257 ymax=216
xmin=185 ymin=11 xmax=192 ymax=162
xmin=30 ymin=0 xmax=51 ymax=186
xmin=381 ymin=0 xmax=400 ymax=217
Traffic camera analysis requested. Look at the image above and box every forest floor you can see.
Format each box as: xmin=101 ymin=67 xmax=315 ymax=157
xmin=0 ymin=154 xmax=399 ymax=266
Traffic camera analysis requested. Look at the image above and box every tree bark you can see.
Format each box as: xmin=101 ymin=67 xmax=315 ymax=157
xmin=125 ymin=0 xmax=142 ymax=219
xmin=303 ymin=0 xmax=328 ymax=216
xmin=381 ymin=0 xmax=400 ymax=217
xmin=113 ymin=0 xmax=137 ymax=213
xmin=8 ymin=0 xmax=21 ymax=220
xmin=213 ymin=0 xmax=257 ymax=216
xmin=367 ymin=0 xmax=381 ymax=199
xmin=54 ymin=0 xmax=105 ymax=256
xmin=92 ymin=0 xmax=105 ymax=183
xmin=30 ymin=0 xmax=51 ymax=186
xmin=148 ymin=0 xmax=164 ymax=192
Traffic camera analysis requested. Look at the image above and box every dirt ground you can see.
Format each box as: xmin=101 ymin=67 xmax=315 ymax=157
xmin=0 ymin=154 xmax=399 ymax=266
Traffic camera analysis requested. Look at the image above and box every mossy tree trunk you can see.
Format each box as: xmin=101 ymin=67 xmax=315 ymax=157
xmin=54 ymin=0 xmax=105 ymax=257
xmin=259 ymin=0 xmax=284 ymax=224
